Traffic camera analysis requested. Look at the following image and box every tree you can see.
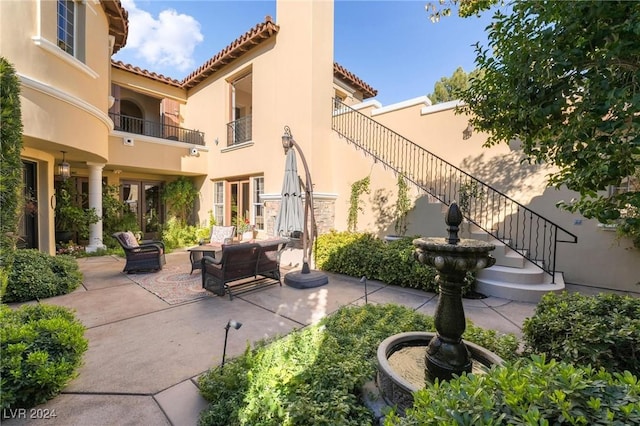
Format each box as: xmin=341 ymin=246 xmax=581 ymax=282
xmin=0 ymin=57 xmax=24 ymax=298
xmin=426 ymin=0 xmax=498 ymax=22
xmin=162 ymin=176 xmax=198 ymax=224
xmin=428 ymin=67 xmax=483 ymax=104
xmin=457 ymin=1 xmax=640 ymax=242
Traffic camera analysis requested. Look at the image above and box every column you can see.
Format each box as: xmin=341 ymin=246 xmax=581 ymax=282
xmin=86 ymin=162 xmax=105 ymax=252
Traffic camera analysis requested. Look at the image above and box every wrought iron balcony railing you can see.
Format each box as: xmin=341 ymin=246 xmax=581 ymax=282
xmin=226 ymin=115 xmax=252 ymax=146
xmin=109 ymin=112 xmax=205 ymax=145
xmin=331 ymin=98 xmax=577 ymax=281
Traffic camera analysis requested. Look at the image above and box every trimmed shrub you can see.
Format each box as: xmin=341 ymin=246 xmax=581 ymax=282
xmin=523 ymin=291 xmax=640 ymax=376
xmin=4 ymin=250 xmax=82 ymax=303
xmin=161 ymin=217 xmax=199 ymax=250
xmin=315 ymin=231 xmax=384 ymax=279
xmin=316 ymin=231 xmax=440 ymax=292
xmin=377 ymin=237 xmax=438 ymax=290
xmin=386 ymin=355 xmax=640 ymax=425
xmin=0 ymin=304 xmax=88 ymax=410
xmin=198 ymin=304 xmax=519 ymax=425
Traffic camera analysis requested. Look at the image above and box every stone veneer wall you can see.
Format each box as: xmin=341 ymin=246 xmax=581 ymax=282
xmin=264 ymin=197 xmax=336 ymax=238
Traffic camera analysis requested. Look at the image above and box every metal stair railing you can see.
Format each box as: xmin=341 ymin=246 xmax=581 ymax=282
xmin=331 ymin=98 xmax=577 ymax=282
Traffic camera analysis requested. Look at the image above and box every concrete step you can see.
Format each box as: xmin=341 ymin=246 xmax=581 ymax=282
xmin=492 ymin=248 xmax=526 ymax=269
xmin=478 ymin=262 xmax=546 ymax=285
xmin=475 ymin=271 xmax=565 ymax=303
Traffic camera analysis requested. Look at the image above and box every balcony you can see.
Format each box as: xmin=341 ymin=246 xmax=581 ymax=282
xmin=109 ymin=112 xmax=205 ymax=145
xmin=226 ymin=115 xmax=252 ymax=146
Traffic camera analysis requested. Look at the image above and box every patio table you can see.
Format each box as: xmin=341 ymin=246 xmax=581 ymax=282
xmin=187 ymin=243 xmax=222 ymax=274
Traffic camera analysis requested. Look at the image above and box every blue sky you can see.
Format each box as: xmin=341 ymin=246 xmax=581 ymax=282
xmin=114 ymin=1 xmax=494 ymax=106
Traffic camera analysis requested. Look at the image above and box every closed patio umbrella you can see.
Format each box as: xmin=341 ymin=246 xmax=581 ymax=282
xmin=275 ymin=149 xmax=304 ymax=237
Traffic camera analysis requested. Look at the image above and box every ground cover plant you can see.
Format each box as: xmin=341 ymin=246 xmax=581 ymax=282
xmin=198 ymin=304 xmax=519 ymax=426
xmin=523 ymin=291 xmax=640 ymax=376
xmin=3 ymin=249 xmax=82 ymax=303
xmin=0 ymin=304 xmax=88 ymax=411
xmin=386 ymin=354 xmax=640 ymax=425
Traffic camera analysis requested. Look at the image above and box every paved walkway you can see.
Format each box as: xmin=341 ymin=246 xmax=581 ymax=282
xmin=5 ymin=250 xmax=537 ymax=426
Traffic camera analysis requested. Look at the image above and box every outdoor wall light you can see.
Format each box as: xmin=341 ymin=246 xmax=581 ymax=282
xmin=281 ymin=126 xmax=293 ymax=153
xmin=221 ymin=319 xmax=242 ymax=371
xmin=57 ymin=151 xmax=71 ymax=181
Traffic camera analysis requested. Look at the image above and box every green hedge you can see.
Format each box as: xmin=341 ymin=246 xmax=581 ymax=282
xmin=523 ymin=291 xmax=640 ymax=376
xmin=0 ymin=57 xmax=24 ymax=298
xmin=315 ymin=231 xmax=440 ymax=292
xmin=198 ymin=304 xmax=519 ymax=425
xmin=3 ymin=250 xmax=82 ymax=303
xmin=0 ymin=304 xmax=88 ymax=410
xmin=386 ymin=355 xmax=640 ymax=425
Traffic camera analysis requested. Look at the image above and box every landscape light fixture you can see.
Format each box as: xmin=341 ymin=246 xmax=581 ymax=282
xmin=221 ymin=319 xmax=242 ymax=371
xmin=360 ymin=276 xmax=368 ymax=304
xmin=58 ymin=151 xmax=71 ymax=181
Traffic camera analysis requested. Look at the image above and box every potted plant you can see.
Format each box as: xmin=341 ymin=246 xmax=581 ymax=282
xmin=235 ymin=214 xmax=254 ymax=240
xmin=55 ymin=180 xmax=99 ymax=244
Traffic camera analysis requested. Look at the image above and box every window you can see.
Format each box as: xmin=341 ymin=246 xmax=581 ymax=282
xmin=213 ymin=181 xmax=225 ymax=225
xmin=252 ymin=177 xmax=264 ymax=230
xmin=57 ymin=0 xmax=85 ymax=61
xmin=227 ymin=72 xmax=253 ymax=146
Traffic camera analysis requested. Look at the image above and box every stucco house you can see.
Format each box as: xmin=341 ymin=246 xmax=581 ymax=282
xmin=2 ymin=0 xmax=637 ymax=301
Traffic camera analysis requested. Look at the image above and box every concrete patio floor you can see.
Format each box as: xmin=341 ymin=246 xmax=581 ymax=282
xmin=4 ymin=250 xmax=537 ymax=426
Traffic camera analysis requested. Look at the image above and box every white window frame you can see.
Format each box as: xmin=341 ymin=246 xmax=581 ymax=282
xmin=252 ymin=176 xmax=265 ymax=231
xmin=213 ymin=181 xmax=225 ymax=226
xmin=57 ymin=0 xmax=86 ymax=61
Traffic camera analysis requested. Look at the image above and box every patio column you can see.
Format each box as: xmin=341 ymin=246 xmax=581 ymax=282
xmin=86 ymin=162 xmax=105 ymax=253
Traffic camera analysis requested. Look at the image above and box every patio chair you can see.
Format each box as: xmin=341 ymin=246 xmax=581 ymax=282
xmin=188 ymin=225 xmax=236 ymax=274
xmin=113 ymin=231 xmax=166 ymax=273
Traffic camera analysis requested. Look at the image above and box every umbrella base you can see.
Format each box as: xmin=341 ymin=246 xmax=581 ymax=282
xmin=284 ymin=270 xmax=328 ymax=289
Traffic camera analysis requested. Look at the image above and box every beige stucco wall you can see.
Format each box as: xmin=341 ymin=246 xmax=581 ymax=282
xmin=1 ymin=0 xmax=116 ymax=253
xmin=340 ymin=100 xmax=639 ymax=292
xmin=108 ymin=134 xmax=209 ymax=176
xmin=184 ymin=0 xmax=335 ymax=225
xmin=2 ymin=0 xmax=113 ymax=162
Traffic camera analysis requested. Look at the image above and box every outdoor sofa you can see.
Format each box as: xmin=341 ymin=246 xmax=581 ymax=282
xmin=201 ymin=238 xmax=289 ymax=300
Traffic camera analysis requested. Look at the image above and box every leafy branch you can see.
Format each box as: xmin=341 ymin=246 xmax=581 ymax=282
xmin=347 ymin=176 xmax=370 ymax=232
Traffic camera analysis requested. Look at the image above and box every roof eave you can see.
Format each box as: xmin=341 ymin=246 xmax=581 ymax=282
xmin=181 ymin=17 xmax=280 ymax=89
xmin=101 ymin=0 xmax=128 ymax=54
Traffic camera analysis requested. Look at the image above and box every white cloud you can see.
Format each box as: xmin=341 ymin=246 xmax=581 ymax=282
xmin=119 ymin=0 xmax=203 ymax=72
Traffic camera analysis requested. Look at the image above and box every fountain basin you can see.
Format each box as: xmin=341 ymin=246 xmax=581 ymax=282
xmin=377 ymin=332 xmax=504 ymax=413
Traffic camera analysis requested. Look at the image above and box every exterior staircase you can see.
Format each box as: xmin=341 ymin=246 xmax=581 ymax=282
xmin=332 ymin=98 xmax=577 ymax=302
xmin=463 ymin=223 xmax=567 ymax=302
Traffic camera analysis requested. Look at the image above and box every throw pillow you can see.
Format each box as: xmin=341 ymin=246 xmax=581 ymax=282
xmin=122 ymin=231 xmax=139 ymax=248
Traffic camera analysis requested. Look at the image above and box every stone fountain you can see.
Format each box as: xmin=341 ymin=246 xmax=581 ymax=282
xmin=376 ymin=202 xmax=504 ymax=412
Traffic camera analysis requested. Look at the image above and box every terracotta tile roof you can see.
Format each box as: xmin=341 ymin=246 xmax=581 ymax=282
xmin=109 ymin=16 xmax=376 ymax=99
xmin=334 ymin=62 xmax=377 ymax=99
xmin=181 ymin=16 xmax=280 ymax=89
xmin=112 ymin=61 xmax=183 ymax=87
xmin=101 ymin=0 xmax=128 ymax=54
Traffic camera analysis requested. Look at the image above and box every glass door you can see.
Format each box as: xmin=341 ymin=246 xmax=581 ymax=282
xmin=19 ymin=161 xmax=38 ymax=249
xmin=228 ymin=179 xmax=250 ymax=232
xmin=122 ymin=181 xmax=163 ymax=239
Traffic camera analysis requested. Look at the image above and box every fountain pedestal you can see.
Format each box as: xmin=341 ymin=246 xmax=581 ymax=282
xmin=414 ymin=203 xmax=496 ymax=382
